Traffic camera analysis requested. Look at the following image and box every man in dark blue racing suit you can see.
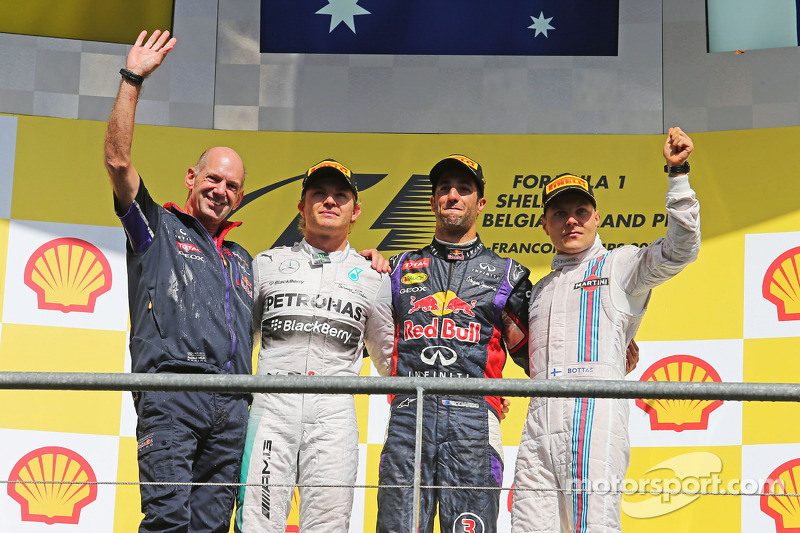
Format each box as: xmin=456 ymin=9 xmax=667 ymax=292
xmin=376 ymin=155 xmax=532 ymax=533
xmin=105 ymin=30 xmax=253 ymax=533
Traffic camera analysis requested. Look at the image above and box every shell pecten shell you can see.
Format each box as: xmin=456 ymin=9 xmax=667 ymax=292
xmin=761 ymin=458 xmax=800 ymax=532
xmin=23 ymin=237 xmax=112 ymax=313
xmin=7 ymin=446 xmax=98 ymax=524
xmin=763 ymin=246 xmax=800 ymax=321
xmin=635 ymin=354 xmax=723 ymax=431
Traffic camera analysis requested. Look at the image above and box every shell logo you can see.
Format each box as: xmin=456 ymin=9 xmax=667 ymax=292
xmin=7 ymin=446 xmax=98 ymax=525
xmin=761 ymin=457 xmax=800 ymax=532
xmin=23 ymin=237 xmax=112 ymax=313
xmin=763 ymin=246 xmax=800 ymax=321
xmin=635 ymin=355 xmax=723 ymax=431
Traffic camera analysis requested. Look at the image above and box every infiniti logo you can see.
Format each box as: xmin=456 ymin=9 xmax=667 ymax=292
xmin=479 ymin=262 xmax=496 ymax=272
xmin=420 ymin=345 xmax=458 ymax=366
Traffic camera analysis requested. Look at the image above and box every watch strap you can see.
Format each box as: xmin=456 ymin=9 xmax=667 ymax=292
xmin=664 ymin=161 xmax=690 ymax=174
xmin=119 ymin=68 xmax=144 ymax=85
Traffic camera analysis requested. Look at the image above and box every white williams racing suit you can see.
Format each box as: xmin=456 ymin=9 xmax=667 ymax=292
xmin=236 ymin=240 xmax=394 ymax=533
xmin=512 ymin=174 xmax=700 ymax=533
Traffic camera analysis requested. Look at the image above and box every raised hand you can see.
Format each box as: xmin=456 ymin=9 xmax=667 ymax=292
xmin=663 ymin=127 xmax=694 ymax=167
xmin=126 ymin=30 xmax=177 ymax=78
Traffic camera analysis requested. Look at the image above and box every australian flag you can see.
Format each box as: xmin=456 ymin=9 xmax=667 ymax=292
xmin=260 ymin=0 xmax=619 ymax=56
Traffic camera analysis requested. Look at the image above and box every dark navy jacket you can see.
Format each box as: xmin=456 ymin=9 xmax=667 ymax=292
xmin=116 ymin=179 xmax=254 ymax=375
xmin=389 ymin=236 xmax=531 ymax=415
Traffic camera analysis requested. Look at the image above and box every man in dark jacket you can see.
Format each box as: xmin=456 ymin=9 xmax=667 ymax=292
xmin=104 ymin=30 xmax=254 ymax=533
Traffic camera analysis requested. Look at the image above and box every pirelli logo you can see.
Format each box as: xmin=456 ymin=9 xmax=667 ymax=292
xmin=307 ymin=160 xmax=351 ymax=178
xmin=546 ymin=175 xmax=589 ymax=195
xmin=448 ymin=155 xmax=478 ymax=170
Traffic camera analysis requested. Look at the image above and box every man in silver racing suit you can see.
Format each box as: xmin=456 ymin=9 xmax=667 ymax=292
xmin=236 ymin=160 xmax=394 ymax=532
xmin=511 ymin=127 xmax=701 ymax=533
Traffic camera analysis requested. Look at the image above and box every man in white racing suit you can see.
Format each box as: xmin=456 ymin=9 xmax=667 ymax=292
xmin=511 ymin=127 xmax=701 ymax=533
xmin=236 ymin=160 xmax=394 ymax=532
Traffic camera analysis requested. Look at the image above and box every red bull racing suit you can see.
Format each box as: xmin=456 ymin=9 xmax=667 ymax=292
xmin=511 ymin=174 xmax=700 ymax=533
xmin=236 ymin=240 xmax=394 ymax=533
xmin=377 ymin=236 xmax=531 ymax=533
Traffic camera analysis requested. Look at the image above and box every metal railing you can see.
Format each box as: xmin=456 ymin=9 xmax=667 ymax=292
xmin=1 ymin=371 xmax=799 ymax=401
xmin=2 ymin=372 xmax=798 ymax=532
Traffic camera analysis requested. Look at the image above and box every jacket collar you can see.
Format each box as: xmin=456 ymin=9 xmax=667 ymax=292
xmin=294 ymin=238 xmax=352 ymax=263
xmin=164 ymin=202 xmax=242 ymax=247
xmin=551 ymin=235 xmax=606 ymax=271
xmin=429 ymin=235 xmax=485 ymax=261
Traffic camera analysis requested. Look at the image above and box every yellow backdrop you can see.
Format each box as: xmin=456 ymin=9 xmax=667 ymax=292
xmin=2 ymin=114 xmax=799 ymax=532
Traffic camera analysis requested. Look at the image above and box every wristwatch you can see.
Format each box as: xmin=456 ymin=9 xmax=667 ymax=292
xmin=664 ymin=161 xmax=690 ymax=174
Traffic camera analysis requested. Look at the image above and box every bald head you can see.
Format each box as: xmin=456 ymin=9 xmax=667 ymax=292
xmin=196 ymin=147 xmax=246 ymax=185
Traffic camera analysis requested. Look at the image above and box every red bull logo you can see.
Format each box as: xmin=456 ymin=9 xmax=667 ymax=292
xmin=408 ymin=295 xmax=441 ymax=314
xmin=404 ymin=318 xmax=481 ymax=343
xmin=408 ymin=291 xmax=476 ymax=317
xmin=444 ymin=296 xmax=477 ymax=316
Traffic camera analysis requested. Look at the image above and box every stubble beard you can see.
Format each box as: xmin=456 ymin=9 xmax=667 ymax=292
xmin=436 ymin=208 xmax=476 ymax=235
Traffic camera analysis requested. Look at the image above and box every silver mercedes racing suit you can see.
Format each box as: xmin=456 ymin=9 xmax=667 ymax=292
xmin=236 ymin=240 xmax=394 ymax=533
xmin=511 ymin=174 xmax=700 ymax=533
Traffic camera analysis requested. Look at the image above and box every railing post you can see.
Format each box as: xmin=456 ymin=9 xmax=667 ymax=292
xmin=411 ymin=386 xmax=424 ymax=533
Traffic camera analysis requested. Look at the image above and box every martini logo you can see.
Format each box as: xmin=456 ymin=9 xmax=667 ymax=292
xmin=621 ymin=451 xmax=722 ymax=518
xmin=574 ymin=275 xmax=608 ymax=292
xmin=635 ymin=355 xmax=723 ymax=431
xmin=763 ymin=246 xmax=800 ymax=321
xmin=23 ymin=237 xmax=112 ymax=313
xmin=408 ymin=291 xmax=476 ymax=317
xmin=401 ymin=273 xmax=428 ymax=284
xmin=7 ymin=446 xmax=98 ymax=525
xmin=761 ymin=458 xmax=800 ymax=532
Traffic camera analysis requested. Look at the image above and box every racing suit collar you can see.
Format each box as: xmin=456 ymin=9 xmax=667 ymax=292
xmin=429 ymin=235 xmax=485 ymax=261
xmin=551 ymin=235 xmax=606 ymax=271
xmin=295 ymin=238 xmax=353 ymax=263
